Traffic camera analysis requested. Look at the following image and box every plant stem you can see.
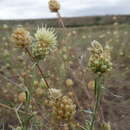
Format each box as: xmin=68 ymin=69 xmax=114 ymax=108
xmin=24 ymin=47 xmax=50 ymax=89
xmin=57 ymin=11 xmax=66 ymax=30
xmin=0 ymin=103 xmax=31 ymax=115
xmin=15 ymin=108 xmax=23 ymax=125
xmin=56 ymin=11 xmax=67 ymax=46
xmin=89 ymin=76 xmax=102 ymax=130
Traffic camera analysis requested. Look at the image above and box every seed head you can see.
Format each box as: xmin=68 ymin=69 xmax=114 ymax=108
xmin=50 ymin=96 xmax=76 ymax=121
xmin=88 ymin=40 xmax=112 ymax=75
xmin=11 ymin=27 xmax=32 ymax=47
xmin=32 ymin=26 xmax=57 ymax=60
xmin=48 ymin=0 xmax=60 ymax=12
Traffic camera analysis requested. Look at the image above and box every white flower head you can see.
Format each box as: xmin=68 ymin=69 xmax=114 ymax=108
xmin=32 ymin=25 xmax=57 ymax=60
xmin=35 ymin=25 xmax=57 ymax=44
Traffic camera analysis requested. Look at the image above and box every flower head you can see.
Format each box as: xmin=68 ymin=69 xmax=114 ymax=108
xmin=49 ymin=95 xmax=76 ymax=121
xmin=48 ymin=0 xmax=60 ymax=12
xmin=88 ymin=40 xmax=112 ymax=75
xmin=11 ymin=27 xmax=32 ymax=47
xmin=32 ymin=26 xmax=57 ymax=60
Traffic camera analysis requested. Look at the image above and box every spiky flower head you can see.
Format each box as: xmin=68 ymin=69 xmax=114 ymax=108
xmin=32 ymin=26 xmax=57 ymax=60
xmin=48 ymin=0 xmax=60 ymax=12
xmin=11 ymin=27 xmax=32 ymax=47
xmin=49 ymin=88 xmax=62 ymax=99
xmin=88 ymin=40 xmax=112 ymax=75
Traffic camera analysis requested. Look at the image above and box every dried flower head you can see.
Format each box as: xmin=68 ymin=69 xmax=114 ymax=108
xmin=11 ymin=27 xmax=32 ymax=47
xmin=32 ymin=26 xmax=57 ymax=60
xmin=49 ymin=88 xmax=62 ymax=99
xmin=50 ymin=95 xmax=76 ymax=121
xmin=48 ymin=0 xmax=60 ymax=12
xmin=88 ymin=40 xmax=112 ymax=75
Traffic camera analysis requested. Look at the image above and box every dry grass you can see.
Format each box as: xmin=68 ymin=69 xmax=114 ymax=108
xmin=0 ymin=22 xmax=130 ymax=130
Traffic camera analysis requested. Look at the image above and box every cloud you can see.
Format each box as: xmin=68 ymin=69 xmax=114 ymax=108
xmin=0 ymin=0 xmax=129 ymax=19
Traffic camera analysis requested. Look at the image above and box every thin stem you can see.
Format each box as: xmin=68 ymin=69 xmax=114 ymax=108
xmin=0 ymin=103 xmax=31 ymax=115
xmin=57 ymin=11 xmax=66 ymax=30
xmin=56 ymin=11 xmax=68 ymax=48
xmin=100 ymin=105 xmax=105 ymax=122
xmin=89 ymin=76 xmax=102 ymax=130
xmin=24 ymin=47 xmax=50 ymax=89
xmin=15 ymin=109 xmax=23 ymax=125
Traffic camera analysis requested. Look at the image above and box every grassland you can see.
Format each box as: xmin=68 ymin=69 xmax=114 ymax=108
xmin=0 ymin=15 xmax=130 ymax=27
xmin=0 ymin=17 xmax=130 ymax=130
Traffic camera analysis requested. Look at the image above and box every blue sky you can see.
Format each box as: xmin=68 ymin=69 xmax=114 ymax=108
xmin=0 ymin=0 xmax=130 ymax=19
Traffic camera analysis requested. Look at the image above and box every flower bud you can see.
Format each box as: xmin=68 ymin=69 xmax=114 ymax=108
xmin=50 ymin=95 xmax=76 ymax=121
xmin=18 ymin=92 xmax=26 ymax=102
xmin=65 ymin=79 xmax=74 ymax=87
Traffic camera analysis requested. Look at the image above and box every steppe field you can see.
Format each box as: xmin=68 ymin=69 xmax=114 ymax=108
xmin=0 ymin=16 xmax=130 ymax=130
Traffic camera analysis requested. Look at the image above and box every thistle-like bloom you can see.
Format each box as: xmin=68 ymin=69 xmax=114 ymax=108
xmin=32 ymin=26 xmax=57 ymax=60
xmin=11 ymin=27 xmax=32 ymax=47
xmin=48 ymin=0 xmax=60 ymax=12
xmin=88 ymin=40 xmax=112 ymax=75
xmin=49 ymin=88 xmax=62 ymax=99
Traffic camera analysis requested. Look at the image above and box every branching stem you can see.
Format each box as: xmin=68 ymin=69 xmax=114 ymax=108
xmin=24 ymin=47 xmax=50 ymax=89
